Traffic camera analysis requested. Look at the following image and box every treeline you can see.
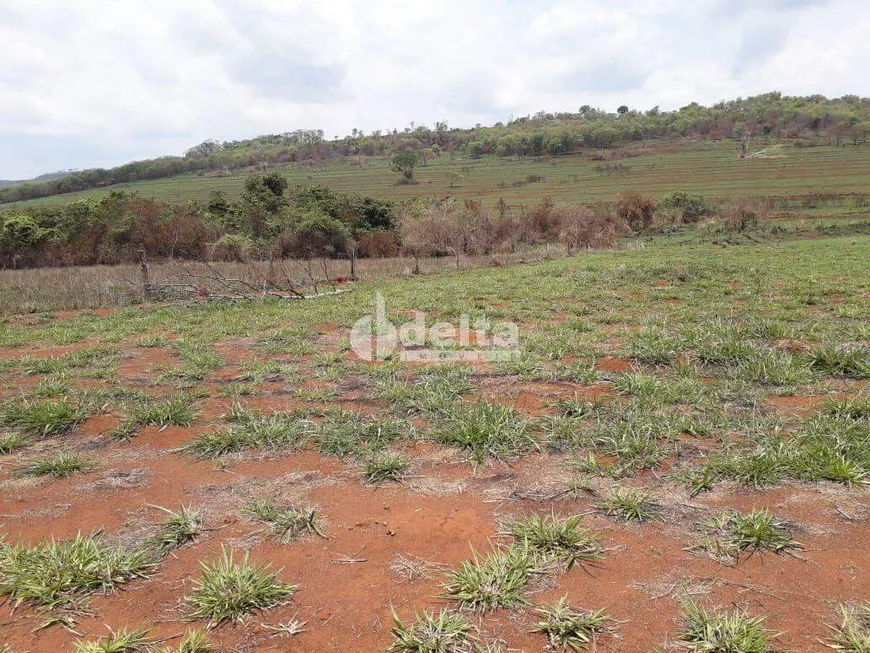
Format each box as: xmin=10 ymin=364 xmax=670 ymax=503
xmin=1 ymin=169 xmax=773 ymax=269
xmin=0 ymin=174 xmax=398 ymax=268
xmin=3 ymin=92 xmax=869 ymax=205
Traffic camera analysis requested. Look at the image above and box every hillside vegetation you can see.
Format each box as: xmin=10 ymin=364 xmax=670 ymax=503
xmin=2 ymin=92 xmax=868 ymax=206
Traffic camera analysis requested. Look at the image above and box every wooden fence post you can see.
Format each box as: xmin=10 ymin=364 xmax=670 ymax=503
xmin=350 ymin=244 xmax=357 ymax=280
xmin=138 ymin=249 xmax=152 ymax=300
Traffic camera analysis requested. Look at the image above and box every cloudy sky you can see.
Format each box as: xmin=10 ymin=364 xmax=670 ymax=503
xmin=1 ymin=0 xmax=867 ymax=179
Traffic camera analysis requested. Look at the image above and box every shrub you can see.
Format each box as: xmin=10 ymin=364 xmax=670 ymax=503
xmin=720 ymin=202 xmax=760 ymax=232
xmin=615 ymin=192 xmax=656 ymax=231
xmin=357 ymin=230 xmax=400 ymax=258
xmin=556 ymin=204 xmax=623 ymax=251
xmin=210 ymin=234 xmax=253 ymax=262
xmin=659 ymin=191 xmax=712 ymax=224
xmin=278 ymin=212 xmax=350 ymax=258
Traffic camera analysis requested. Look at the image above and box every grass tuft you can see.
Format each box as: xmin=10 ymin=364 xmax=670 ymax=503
xmin=244 ymin=498 xmax=325 ymax=542
xmin=434 ymin=402 xmax=535 ymax=464
xmin=598 ymin=488 xmax=660 ymax=523
xmin=822 ymin=395 xmax=870 ymax=420
xmin=388 ymin=608 xmax=479 ymax=652
xmin=315 ymin=411 xmax=405 ymax=459
xmin=151 ymin=504 xmax=204 ymax=554
xmin=828 ymin=603 xmax=870 ymax=652
xmin=21 ymin=453 xmax=95 ymax=478
xmin=73 ymin=626 xmax=154 ymax=652
xmin=533 ymin=596 xmax=612 ymax=651
xmin=504 ymin=514 xmax=602 ymax=570
xmin=809 ymin=344 xmax=869 ymax=380
xmin=0 ymin=532 xmax=156 ymax=614
xmin=0 ymin=432 xmax=30 ymax=454
xmin=184 ymin=409 xmax=308 ymax=457
xmin=187 ymin=548 xmax=295 ymax=626
xmin=0 ymin=397 xmax=86 ymax=437
xmin=364 ymin=453 xmax=410 ymax=484
xmin=169 ymin=628 xmax=214 ymax=653
xmin=693 ymin=509 xmax=801 ymax=563
xmin=677 ymin=600 xmax=776 ymax=652
xmin=442 ymin=544 xmax=539 ymax=612
xmin=113 ymin=395 xmax=196 ymax=439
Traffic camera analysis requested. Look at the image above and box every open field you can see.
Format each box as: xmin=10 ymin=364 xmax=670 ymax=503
xmin=6 ymin=142 xmax=870 ymax=210
xmin=0 ymin=232 xmax=867 ymax=651
xmin=1 ymin=214 xmax=868 ymax=314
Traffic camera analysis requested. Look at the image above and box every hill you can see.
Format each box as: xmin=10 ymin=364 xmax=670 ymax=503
xmin=1 ymin=91 xmax=868 ymax=206
xmin=0 ymin=170 xmax=75 ymax=189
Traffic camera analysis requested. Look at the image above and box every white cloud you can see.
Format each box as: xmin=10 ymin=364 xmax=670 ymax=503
xmin=0 ymin=0 xmax=866 ymax=178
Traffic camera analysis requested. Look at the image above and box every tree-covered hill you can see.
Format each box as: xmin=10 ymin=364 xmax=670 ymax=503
xmin=2 ymin=92 xmax=867 ymax=205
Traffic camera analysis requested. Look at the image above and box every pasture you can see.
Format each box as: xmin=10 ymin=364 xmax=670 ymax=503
xmin=7 ymin=142 xmax=870 ymax=210
xmin=0 ymin=232 xmax=867 ymax=651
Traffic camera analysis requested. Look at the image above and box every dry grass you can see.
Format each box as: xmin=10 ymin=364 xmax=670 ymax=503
xmin=0 ymin=249 xmax=567 ymax=313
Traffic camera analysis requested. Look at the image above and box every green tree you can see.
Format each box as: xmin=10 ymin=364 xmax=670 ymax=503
xmin=0 ymin=214 xmax=53 ymax=258
xmin=238 ymin=172 xmax=288 ymax=238
xmin=282 ymin=211 xmax=350 ymax=258
xmin=391 ymin=151 xmax=419 ymax=183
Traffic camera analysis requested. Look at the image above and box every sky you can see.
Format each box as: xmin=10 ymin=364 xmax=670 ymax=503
xmin=1 ymin=0 xmax=868 ymax=179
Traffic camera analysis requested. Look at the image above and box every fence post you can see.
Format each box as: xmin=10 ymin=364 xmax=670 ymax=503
xmin=349 ymin=244 xmax=357 ymax=280
xmin=138 ymin=249 xmax=152 ymax=300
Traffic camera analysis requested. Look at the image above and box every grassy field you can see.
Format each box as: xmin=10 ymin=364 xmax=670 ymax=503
xmin=0 ymin=231 xmax=867 ymax=650
xmin=7 ymin=141 xmax=870 ymax=209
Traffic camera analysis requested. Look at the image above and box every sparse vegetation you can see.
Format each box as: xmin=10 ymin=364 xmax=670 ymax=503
xmin=0 ymin=186 xmax=867 ymax=650
xmin=0 ymin=532 xmax=155 ymax=615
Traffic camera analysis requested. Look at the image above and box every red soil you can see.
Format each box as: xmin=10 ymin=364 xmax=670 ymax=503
xmin=0 ymin=340 xmax=868 ymax=651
